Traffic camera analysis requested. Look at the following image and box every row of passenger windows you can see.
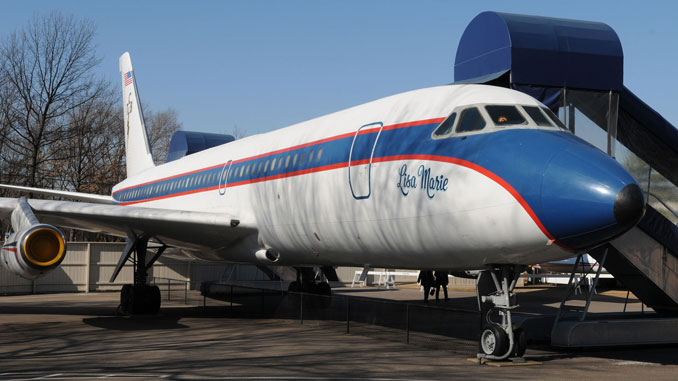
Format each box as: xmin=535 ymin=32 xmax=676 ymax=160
xmin=117 ymin=147 xmax=325 ymax=201
xmin=227 ymin=148 xmax=324 ymax=181
xmin=432 ymin=104 xmax=566 ymax=138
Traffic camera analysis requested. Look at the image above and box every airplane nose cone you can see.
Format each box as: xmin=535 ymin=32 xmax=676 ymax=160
xmin=539 ymin=144 xmax=645 ymax=252
xmin=613 ymin=183 xmax=646 ymax=230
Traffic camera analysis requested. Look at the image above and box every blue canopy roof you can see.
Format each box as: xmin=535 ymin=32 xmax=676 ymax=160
xmin=454 ymin=12 xmax=624 ymax=91
xmin=166 ymin=131 xmax=235 ymax=163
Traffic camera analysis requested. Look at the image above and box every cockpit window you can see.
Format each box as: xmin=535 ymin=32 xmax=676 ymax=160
xmin=456 ymin=107 xmax=486 ymax=133
xmin=523 ymin=106 xmax=553 ymax=127
xmin=433 ymin=113 xmax=457 ymax=137
xmin=541 ymin=107 xmax=568 ymax=129
xmin=485 ymin=105 xmax=526 ymax=126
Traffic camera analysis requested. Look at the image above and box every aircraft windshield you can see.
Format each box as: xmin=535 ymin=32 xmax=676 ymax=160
xmin=522 ymin=106 xmax=553 ymax=127
xmin=433 ymin=113 xmax=457 ymax=136
xmin=541 ymin=107 xmax=568 ymax=129
xmin=485 ymin=105 xmax=526 ymax=126
xmin=456 ymin=107 xmax=486 ymax=133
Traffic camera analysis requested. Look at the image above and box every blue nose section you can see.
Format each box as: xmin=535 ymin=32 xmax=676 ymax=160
xmin=540 ymin=144 xmax=645 ymax=251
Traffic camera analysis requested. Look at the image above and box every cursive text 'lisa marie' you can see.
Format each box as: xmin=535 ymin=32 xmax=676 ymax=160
xmin=397 ymin=163 xmax=448 ymax=199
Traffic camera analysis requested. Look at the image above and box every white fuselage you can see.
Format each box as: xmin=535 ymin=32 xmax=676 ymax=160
xmin=112 ymin=84 xmax=571 ymax=270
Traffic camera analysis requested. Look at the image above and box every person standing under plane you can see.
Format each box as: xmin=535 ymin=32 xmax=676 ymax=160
xmin=417 ymin=270 xmax=435 ymax=303
xmin=434 ymin=271 xmax=449 ymax=301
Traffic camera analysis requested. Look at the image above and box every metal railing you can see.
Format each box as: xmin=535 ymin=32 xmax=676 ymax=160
xmin=194 ymin=282 xmax=480 ymax=354
xmin=647 ymin=192 xmax=678 ymax=225
xmin=151 ymin=277 xmax=193 ymax=304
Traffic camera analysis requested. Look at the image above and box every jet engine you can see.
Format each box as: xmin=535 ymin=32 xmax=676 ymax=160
xmin=1 ymin=198 xmax=67 ymax=279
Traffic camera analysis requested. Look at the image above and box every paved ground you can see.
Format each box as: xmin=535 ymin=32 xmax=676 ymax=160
xmin=0 ymin=290 xmax=676 ymax=380
xmin=335 ymin=282 xmax=650 ymax=314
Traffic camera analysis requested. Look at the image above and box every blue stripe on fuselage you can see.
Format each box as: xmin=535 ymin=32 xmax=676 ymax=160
xmin=114 ymin=122 xmax=638 ymax=247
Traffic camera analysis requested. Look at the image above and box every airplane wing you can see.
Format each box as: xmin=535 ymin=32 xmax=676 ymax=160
xmin=0 ymin=197 xmax=255 ymax=251
xmin=0 ymin=184 xmax=115 ymax=204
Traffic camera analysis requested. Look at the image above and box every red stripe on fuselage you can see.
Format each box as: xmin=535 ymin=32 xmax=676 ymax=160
xmin=113 ymin=117 xmax=445 ymax=194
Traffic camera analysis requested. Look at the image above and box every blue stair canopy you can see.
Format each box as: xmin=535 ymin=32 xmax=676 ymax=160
xmin=166 ymin=131 xmax=235 ymax=163
xmin=453 ymin=11 xmax=678 ymax=189
xmin=454 ymin=11 xmax=623 ymax=91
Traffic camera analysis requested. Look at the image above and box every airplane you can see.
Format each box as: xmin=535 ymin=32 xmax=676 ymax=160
xmin=0 ymin=52 xmax=645 ymax=360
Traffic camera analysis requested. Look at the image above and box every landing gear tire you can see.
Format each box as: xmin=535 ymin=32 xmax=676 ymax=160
xmin=119 ymin=284 xmax=161 ymax=315
xmin=120 ymin=284 xmax=133 ymax=314
xmin=146 ymin=285 xmax=161 ymax=315
xmin=316 ymin=282 xmax=331 ymax=296
xmin=480 ymin=324 xmax=508 ymax=356
xmin=512 ymin=328 xmax=527 ymax=358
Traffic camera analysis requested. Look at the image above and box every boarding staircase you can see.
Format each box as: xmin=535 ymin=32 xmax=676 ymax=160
xmin=589 ymin=205 xmax=678 ymax=315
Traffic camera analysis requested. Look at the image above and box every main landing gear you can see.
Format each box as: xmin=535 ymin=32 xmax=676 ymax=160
xmin=287 ymin=267 xmax=332 ymax=295
xmin=117 ymin=235 xmax=164 ymax=315
xmin=476 ymin=264 xmax=527 ymax=361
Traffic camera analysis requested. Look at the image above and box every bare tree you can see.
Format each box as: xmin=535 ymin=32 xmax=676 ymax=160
xmin=0 ymin=11 xmax=107 ymax=188
xmin=229 ymin=124 xmax=246 ymax=140
xmin=48 ymin=88 xmax=125 ymax=195
xmin=145 ymin=107 xmax=182 ymax=163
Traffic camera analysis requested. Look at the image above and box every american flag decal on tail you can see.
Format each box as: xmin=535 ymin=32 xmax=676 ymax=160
xmin=124 ymin=71 xmax=133 ymax=87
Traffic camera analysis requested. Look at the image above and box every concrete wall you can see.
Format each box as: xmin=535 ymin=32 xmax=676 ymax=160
xmin=0 ymin=242 xmax=474 ymax=294
xmin=0 ymin=242 xmax=235 ymax=295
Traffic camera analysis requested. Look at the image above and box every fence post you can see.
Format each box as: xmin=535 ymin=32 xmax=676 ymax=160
xmin=184 ymin=281 xmax=187 ymax=304
xmin=230 ymin=285 xmax=233 ymax=310
xmin=261 ymin=288 xmax=265 ymax=315
xmin=300 ymin=293 xmax=304 ymax=325
xmin=167 ymin=279 xmax=171 ymax=301
xmin=406 ymin=304 xmax=410 ymax=344
xmin=85 ymin=243 xmax=91 ymax=293
xmin=346 ymin=295 xmax=350 ymax=334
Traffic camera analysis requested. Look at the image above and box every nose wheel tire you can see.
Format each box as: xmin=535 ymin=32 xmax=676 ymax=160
xmin=512 ymin=328 xmax=527 ymax=358
xmin=480 ymin=324 xmax=508 ymax=356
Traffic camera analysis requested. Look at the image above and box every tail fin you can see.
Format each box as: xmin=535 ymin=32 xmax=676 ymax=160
xmin=119 ymin=52 xmax=155 ymax=177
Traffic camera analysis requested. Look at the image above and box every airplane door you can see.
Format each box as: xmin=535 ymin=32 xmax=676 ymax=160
xmin=348 ymin=122 xmax=383 ymax=200
xmin=218 ymin=160 xmax=232 ymax=195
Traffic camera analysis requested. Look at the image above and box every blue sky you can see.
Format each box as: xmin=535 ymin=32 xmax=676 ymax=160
xmin=1 ymin=1 xmax=677 ymax=136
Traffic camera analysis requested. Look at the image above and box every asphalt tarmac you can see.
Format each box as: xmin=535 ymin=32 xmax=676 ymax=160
xmin=0 ymin=289 xmax=676 ymax=380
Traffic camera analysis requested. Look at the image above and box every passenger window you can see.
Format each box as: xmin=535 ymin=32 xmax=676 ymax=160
xmin=278 ymin=157 xmax=283 ymax=170
xmin=293 ymin=153 xmax=298 ymax=167
xmin=299 ymin=151 xmax=306 ymax=166
xmin=541 ymin=107 xmax=568 ymax=129
xmin=245 ymin=165 xmax=250 ymax=176
xmin=485 ymin=105 xmax=526 ymax=126
xmin=309 ymin=150 xmax=315 ymax=164
xmin=523 ymin=106 xmax=553 ymax=127
xmin=285 ymin=155 xmax=291 ymax=169
xmin=240 ymin=166 xmax=245 ymax=177
xmin=257 ymin=161 xmax=262 ymax=174
xmin=316 ymin=148 xmax=323 ymax=162
xmin=264 ymin=160 xmax=269 ymax=174
xmin=456 ymin=107 xmax=486 ymax=133
xmin=433 ymin=113 xmax=457 ymax=137
xmin=271 ymin=158 xmax=277 ymax=171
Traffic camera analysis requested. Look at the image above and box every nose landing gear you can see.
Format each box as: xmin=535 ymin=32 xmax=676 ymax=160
xmin=476 ymin=264 xmax=527 ymax=361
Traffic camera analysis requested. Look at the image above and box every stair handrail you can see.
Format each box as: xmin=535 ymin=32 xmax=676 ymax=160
xmin=646 ymin=191 xmax=678 ymax=224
